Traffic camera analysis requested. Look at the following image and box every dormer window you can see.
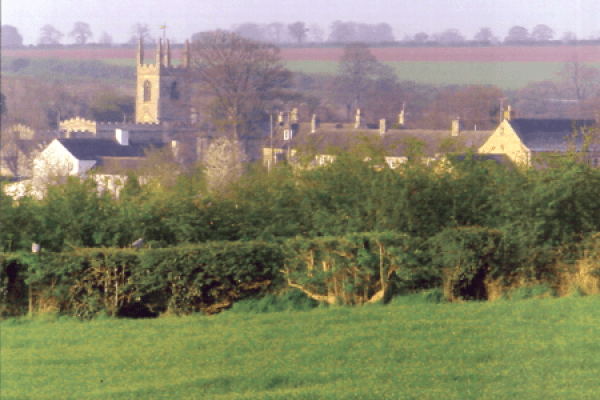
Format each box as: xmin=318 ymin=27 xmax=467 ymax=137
xmin=143 ymin=81 xmax=151 ymax=102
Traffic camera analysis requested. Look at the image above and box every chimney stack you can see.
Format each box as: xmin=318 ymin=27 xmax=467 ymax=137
xmin=311 ymin=114 xmax=320 ymax=133
xmin=398 ymin=102 xmax=406 ymax=126
xmin=171 ymin=140 xmax=180 ymax=160
xmin=504 ymin=105 xmax=513 ymax=121
xmin=379 ymin=119 xmax=386 ymax=135
xmin=451 ymin=119 xmax=460 ymax=136
xmin=116 ymin=129 xmax=129 ymax=146
xmin=354 ymin=109 xmax=362 ymax=129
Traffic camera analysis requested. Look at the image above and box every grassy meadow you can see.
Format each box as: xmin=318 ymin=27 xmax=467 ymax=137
xmin=3 ymin=286 xmax=600 ymax=399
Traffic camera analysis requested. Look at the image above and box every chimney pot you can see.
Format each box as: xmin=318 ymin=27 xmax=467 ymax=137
xmin=116 ymin=129 xmax=129 ymax=146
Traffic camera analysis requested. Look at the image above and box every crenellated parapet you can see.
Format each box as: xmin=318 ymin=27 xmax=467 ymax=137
xmin=60 ymin=117 xmax=97 ymax=135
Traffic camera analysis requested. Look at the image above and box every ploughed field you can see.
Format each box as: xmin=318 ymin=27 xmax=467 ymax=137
xmin=3 ymin=45 xmax=599 ymax=89
xmin=2 ymin=291 xmax=600 ymax=399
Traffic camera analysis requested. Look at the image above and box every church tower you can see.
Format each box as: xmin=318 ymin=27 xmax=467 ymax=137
xmin=135 ymin=38 xmax=192 ymax=124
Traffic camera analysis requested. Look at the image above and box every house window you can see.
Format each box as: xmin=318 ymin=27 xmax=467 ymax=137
xmin=143 ymin=81 xmax=151 ymax=102
xmin=170 ymin=81 xmax=179 ymax=100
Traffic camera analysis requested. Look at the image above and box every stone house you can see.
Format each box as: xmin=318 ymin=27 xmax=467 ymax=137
xmin=478 ymin=115 xmax=600 ymax=166
xmin=263 ymin=108 xmax=496 ymax=170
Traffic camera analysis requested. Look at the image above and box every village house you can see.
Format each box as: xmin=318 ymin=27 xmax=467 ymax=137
xmin=263 ymin=106 xmax=496 ymax=170
xmin=478 ymin=107 xmax=600 ymax=166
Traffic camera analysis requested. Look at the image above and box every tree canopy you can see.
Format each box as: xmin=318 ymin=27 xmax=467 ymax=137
xmin=190 ymin=30 xmax=292 ymax=139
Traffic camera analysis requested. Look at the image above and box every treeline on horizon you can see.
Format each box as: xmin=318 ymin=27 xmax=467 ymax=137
xmin=3 ymin=21 xmax=599 ymax=49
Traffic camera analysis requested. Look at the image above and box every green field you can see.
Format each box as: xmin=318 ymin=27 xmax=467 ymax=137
xmin=4 ymin=55 xmax=600 ymax=90
xmin=285 ymin=60 xmax=600 ymax=90
xmin=3 ymin=289 xmax=600 ymax=399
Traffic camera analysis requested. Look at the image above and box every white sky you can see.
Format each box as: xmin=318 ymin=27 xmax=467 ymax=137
xmin=2 ymin=0 xmax=599 ymax=45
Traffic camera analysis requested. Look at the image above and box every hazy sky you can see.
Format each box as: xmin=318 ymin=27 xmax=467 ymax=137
xmin=3 ymin=0 xmax=599 ymax=45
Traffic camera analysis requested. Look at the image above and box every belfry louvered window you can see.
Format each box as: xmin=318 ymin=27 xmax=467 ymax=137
xmin=143 ymin=81 xmax=151 ymax=102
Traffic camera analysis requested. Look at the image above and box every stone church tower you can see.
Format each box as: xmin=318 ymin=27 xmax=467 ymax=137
xmin=135 ymin=38 xmax=192 ymax=124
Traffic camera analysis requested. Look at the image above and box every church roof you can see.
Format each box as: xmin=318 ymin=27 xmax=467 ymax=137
xmin=58 ymin=139 xmax=163 ymax=161
xmin=508 ymin=118 xmax=598 ymax=152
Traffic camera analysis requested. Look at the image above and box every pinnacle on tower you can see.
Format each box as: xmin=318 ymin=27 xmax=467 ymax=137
xmin=183 ymin=39 xmax=190 ymax=68
xmin=164 ymin=39 xmax=171 ymax=67
xmin=137 ymin=38 xmax=144 ymax=65
xmin=156 ymin=39 xmax=163 ymax=68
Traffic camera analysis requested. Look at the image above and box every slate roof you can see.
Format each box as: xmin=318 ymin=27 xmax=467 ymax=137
xmin=58 ymin=139 xmax=164 ymax=162
xmin=509 ymin=119 xmax=598 ymax=152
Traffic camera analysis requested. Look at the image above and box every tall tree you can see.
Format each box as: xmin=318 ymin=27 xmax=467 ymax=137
xmin=1 ymin=25 xmax=23 ymax=48
xmin=474 ymin=27 xmax=494 ymax=42
xmin=335 ymin=42 xmax=392 ymax=111
xmin=561 ymin=31 xmax=577 ymax=42
xmin=39 ymin=25 xmax=63 ymax=45
xmin=69 ymin=21 xmax=93 ymax=45
xmin=505 ymin=26 xmax=529 ymax=42
xmin=309 ymin=24 xmax=325 ymax=42
xmin=329 ymin=21 xmax=355 ymax=42
xmin=558 ymin=62 xmax=600 ymax=102
xmin=190 ymin=30 xmax=292 ymax=139
xmin=267 ymin=22 xmax=286 ymax=43
xmin=413 ymin=32 xmax=429 ymax=43
xmin=130 ymin=23 xmax=154 ymax=45
xmin=233 ymin=23 xmax=266 ymax=42
xmin=433 ymin=29 xmax=465 ymax=44
xmin=531 ymin=24 xmax=554 ymax=41
xmin=99 ymin=32 xmax=113 ymax=45
xmin=288 ymin=22 xmax=308 ymax=44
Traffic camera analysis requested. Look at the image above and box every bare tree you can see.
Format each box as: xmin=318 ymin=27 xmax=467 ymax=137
xmin=288 ymin=22 xmax=308 ymax=44
xmin=190 ymin=30 xmax=292 ymax=139
xmin=69 ymin=22 xmax=93 ymax=45
xmin=559 ymin=62 xmax=600 ymax=102
xmin=335 ymin=43 xmax=391 ymax=111
xmin=39 ymin=25 xmax=63 ymax=45
xmin=531 ymin=24 xmax=554 ymax=41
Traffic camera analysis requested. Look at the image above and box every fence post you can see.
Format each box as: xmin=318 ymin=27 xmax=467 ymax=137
xmin=31 ymin=243 xmax=40 ymax=316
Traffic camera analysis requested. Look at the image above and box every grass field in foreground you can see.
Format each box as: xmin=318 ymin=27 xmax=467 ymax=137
xmin=2 ymin=289 xmax=600 ymax=399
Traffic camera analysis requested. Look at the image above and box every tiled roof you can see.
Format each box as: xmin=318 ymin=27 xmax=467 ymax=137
xmin=273 ymin=123 xmax=494 ymax=157
xmin=509 ymin=119 xmax=598 ymax=152
xmin=58 ymin=139 xmax=163 ymax=161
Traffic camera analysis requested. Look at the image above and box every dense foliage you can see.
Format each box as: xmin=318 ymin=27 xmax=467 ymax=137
xmin=3 ymin=151 xmax=600 ymax=316
xmin=4 ymin=151 xmax=600 ymax=253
